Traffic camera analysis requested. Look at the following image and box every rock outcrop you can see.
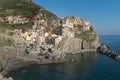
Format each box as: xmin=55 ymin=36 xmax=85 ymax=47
xmin=60 ymin=38 xmax=100 ymax=53
xmin=0 ymin=41 xmax=66 ymax=76
xmin=59 ymin=24 xmax=100 ymax=53
xmin=97 ymin=45 xmax=120 ymax=62
xmin=0 ymin=73 xmax=13 ymax=80
xmin=0 ymin=46 xmax=21 ymax=74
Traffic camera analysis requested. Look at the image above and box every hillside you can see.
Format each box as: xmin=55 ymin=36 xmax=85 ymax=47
xmin=0 ymin=0 xmax=58 ymax=32
xmin=0 ymin=0 xmax=58 ymax=19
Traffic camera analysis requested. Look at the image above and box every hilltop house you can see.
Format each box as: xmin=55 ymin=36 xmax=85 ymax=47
xmin=73 ymin=17 xmax=84 ymax=26
xmin=82 ymin=20 xmax=90 ymax=31
xmin=62 ymin=16 xmax=85 ymax=29
xmin=62 ymin=19 xmax=74 ymax=28
xmin=18 ymin=16 xmax=92 ymax=50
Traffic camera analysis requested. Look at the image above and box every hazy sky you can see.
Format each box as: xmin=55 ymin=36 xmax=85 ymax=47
xmin=33 ymin=0 xmax=120 ymax=35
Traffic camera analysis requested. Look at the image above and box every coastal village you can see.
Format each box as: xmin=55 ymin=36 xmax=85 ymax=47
xmin=0 ymin=0 xmax=120 ymax=80
xmin=0 ymin=14 xmax=95 ymax=80
xmin=0 ymin=14 xmax=120 ymax=80
xmin=0 ymin=3 xmax=97 ymax=76
xmin=0 ymin=15 xmax=91 ymax=53
xmin=1 ymin=14 xmax=119 ymax=61
xmin=20 ymin=16 xmax=90 ymax=47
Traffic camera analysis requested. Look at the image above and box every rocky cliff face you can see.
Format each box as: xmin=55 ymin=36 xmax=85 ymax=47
xmin=59 ymin=24 xmax=100 ymax=53
xmin=0 ymin=46 xmax=20 ymax=73
xmin=60 ymin=38 xmax=100 ymax=52
xmin=0 ymin=73 xmax=13 ymax=80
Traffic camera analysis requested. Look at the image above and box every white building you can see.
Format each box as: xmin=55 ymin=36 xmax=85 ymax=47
xmin=62 ymin=19 xmax=74 ymax=28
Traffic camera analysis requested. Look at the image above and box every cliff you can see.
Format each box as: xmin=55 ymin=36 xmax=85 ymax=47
xmin=0 ymin=46 xmax=20 ymax=80
xmin=59 ymin=37 xmax=100 ymax=53
xmin=58 ymin=17 xmax=100 ymax=53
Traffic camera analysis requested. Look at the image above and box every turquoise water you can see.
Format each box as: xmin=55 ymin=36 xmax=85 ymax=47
xmin=10 ymin=35 xmax=120 ymax=80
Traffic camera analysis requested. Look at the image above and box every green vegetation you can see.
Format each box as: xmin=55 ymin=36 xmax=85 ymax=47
xmin=90 ymin=26 xmax=94 ymax=31
xmin=0 ymin=21 xmax=32 ymax=31
xmin=0 ymin=0 xmax=58 ymax=19
xmin=74 ymin=25 xmax=83 ymax=31
xmin=74 ymin=25 xmax=97 ymax=42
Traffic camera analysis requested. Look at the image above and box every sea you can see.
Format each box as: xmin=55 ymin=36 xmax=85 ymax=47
xmin=10 ymin=35 xmax=120 ymax=80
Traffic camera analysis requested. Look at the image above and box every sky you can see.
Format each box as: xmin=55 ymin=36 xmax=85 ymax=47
xmin=32 ymin=0 xmax=120 ymax=35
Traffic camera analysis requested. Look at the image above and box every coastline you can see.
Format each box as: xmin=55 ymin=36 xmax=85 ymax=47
xmin=6 ymin=50 xmax=98 ymax=75
xmin=1 ymin=44 xmax=120 ymax=80
xmin=0 ymin=45 xmax=98 ymax=79
xmin=0 ymin=30 xmax=100 ymax=80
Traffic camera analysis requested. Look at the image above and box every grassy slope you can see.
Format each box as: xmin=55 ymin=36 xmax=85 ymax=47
xmin=0 ymin=0 xmax=58 ymax=19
